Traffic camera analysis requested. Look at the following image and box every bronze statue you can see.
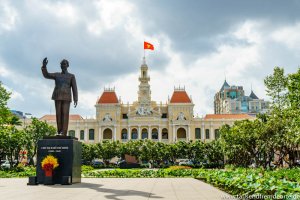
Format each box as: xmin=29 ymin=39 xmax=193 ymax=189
xmin=41 ymin=57 xmax=78 ymax=136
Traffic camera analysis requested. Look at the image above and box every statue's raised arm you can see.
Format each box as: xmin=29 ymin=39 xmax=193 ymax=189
xmin=42 ymin=57 xmax=48 ymax=68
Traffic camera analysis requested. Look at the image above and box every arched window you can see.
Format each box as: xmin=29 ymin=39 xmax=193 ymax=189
xmin=89 ymin=129 xmax=95 ymax=140
xmin=121 ymin=128 xmax=128 ymax=139
xmin=162 ymin=128 xmax=168 ymax=139
xmin=177 ymin=128 xmax=186 ymax=139
xmin=151 ymin=128 xmax=158 ymax=139
xmin=68 ymin=130 xmax=75 ymax=137
xmin=80 ymin=130 xmax=84 ymax=140
xmin=131 ymin=128 xmax=138 ymax=139
xmin=205 ymin=129 xmax=210 ymax=139
xmin=142 ymin=128 xmax=148 ymax=139
xmin=195 ymin=128 xmax=201 ymax=139
xmin=215 ymin=129 xmax=220 ymax=140
xmin=103 ymin=128 xmax=112 ymax=139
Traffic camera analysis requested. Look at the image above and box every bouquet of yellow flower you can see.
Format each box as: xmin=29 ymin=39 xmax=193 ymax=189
xmin=41 ymin=155 xmax=59 ymax=171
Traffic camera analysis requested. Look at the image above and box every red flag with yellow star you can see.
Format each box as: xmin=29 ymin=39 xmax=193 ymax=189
xmin=144 ymin=41 xmax=154 ymax=50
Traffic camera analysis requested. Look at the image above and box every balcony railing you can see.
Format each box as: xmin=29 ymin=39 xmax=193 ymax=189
xmin=177 ymin=138 xmax=187 ymax=142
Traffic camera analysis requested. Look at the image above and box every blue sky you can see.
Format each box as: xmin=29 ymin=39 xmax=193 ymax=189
xmin=0 ymin=0 xmax=299 ymax=118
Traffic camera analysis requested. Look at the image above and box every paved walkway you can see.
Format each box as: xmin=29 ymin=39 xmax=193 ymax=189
xmin=0 ymin=178 xmax=234 ymax=200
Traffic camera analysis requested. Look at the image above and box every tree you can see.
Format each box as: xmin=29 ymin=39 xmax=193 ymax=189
xmin=287 ymin=68 xmax=300 ymax=109
xmin=0 ymin=82 xmax=24 ymax=164
xmin=139 ymin=140 xmax=164 ymax=167
xmin=0 ymin=82 xmax=11 ymax=126
xmin=96 ymin=140 xmax=120 ymax=165
xmin=174 ymin=141 xmax=190 ymax=159
xmin=264 ymin=67 xmax=288 ymax=109
xmin=0 ymin=126 xmax=27 ymax=167
xmin=220 ymin=121 xmax=253 ymax=167
xmin=24 ymin=118 xmax=56 ymax=165
xmin=218 ymin=67 xmax=300 ymax=168
xmin=263 ymin=67 xmax=300 ymax=167
xmin=153 ymin=142 xmax=169 ymax=166
xmin=82 ymin=143 xmax=97 ymax=164
xmin=190 ymin=140 xmax=205 ymax=162
xmin=120 ymin=140 xmax=143 ymax=159
xmin=205 ymin=140 xmax=224 ymax=165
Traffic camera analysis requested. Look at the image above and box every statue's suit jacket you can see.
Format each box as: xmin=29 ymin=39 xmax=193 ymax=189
xmin=41 ymin=67 xmax=78 ymax=102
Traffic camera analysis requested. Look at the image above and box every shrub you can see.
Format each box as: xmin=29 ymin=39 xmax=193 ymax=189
xmin=168 ymin=166 xmax=192 ymax=170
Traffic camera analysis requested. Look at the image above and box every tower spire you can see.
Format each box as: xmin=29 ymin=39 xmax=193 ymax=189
xmin=138 ymin=56 xmax=151 ymax=105
xmin=142 ymin=56 xmax=146 ymax=65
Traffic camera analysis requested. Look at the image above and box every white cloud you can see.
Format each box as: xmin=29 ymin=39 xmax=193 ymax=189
xmin=271 ymin=22 xmax=300 ymax=51
xmin=0 ymin=0 xmax=19 ymax=32
xmin=72 ymin=89 xmax=98 ymax=118
xmin=0 ymin=64 xmax=10 ymax=77
xmin=10 ymin=91 xmax=24 ymax=102
xmin=39 ymin=1 xmax=79 ymax=25
xmin=87 ymin=0 xmax=134 ymax=35
xmin=2 ymin=84 xmax=24 ymax=102
xmin=233 ymin=21 xmax=263 ymax=44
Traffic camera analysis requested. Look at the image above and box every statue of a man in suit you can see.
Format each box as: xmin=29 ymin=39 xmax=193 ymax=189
xmin=41 ymin=57 xmax=78 ymax=136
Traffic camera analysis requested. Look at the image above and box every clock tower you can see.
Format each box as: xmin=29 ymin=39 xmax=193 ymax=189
xmin=135 ymin=57 xmax=153 ymax=116
xmin=138 ymin=57 xmax=151 ymax=106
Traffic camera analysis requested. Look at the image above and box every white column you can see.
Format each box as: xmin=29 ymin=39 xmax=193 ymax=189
xmin=138 ymin=126 xmax=141 ymax=139
xmin=75 ymin=121 xmax=79 ymax=139
xmin=173 ymin=125 xmax=176 ymax=142
xmin=114 ymin=126 xmax=117 ymax=141
xmin=85 ymin=127 xmax=88 ymax=142
xmin=148 ymin=126 xmax=151 ymax=139
xmin=211 ymin=126 xmax=214 ymax=140
xmin=128 ymin=126 xmax=131 ymax=140
xmin=158 ymin=126 xmax=161 ymax=142
xmin=75 ymin=128 xmax=80 ymax=139
xmin=188 ymin=126 xmax=191 ymax=141
xmin=98 ymin=126 xmax=102 ymax=142
xmin=201 ymin=123 xmax=205 ymax=142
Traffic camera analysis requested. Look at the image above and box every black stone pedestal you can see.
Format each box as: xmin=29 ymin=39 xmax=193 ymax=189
xmin=44 ymin=176 xmax=54 ymax=185
xmin=36 ymin=136 xmax=82 ymax=185
xmin=27 ymin=176 xmax=38 ymax=185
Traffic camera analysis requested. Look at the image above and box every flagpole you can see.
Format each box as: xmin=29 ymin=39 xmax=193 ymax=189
xmin=143 ymin=40 xmax=145 ymax=60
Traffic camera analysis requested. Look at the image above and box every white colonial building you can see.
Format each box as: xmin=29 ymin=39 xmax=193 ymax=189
xmin=40 ymin=58 xmax=254 ymax=143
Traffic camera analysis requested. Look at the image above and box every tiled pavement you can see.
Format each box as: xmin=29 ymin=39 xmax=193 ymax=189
xmin=0 ymin=178 xmax=234 ymax=200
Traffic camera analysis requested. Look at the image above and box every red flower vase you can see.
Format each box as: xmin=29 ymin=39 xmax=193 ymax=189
xmin=45 ymin=169 xmax=53 ymax=177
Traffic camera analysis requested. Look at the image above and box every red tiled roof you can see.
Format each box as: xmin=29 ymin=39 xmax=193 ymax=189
xmin=204 ymin=114 xmax=254 ymax=120
xmin=170 ymin=91 xmax=191 ymax=103
xmin=97 ymin=91 xmax=119 ymax=104
xmin=40 ymin=114 xmax=83 ymax=121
